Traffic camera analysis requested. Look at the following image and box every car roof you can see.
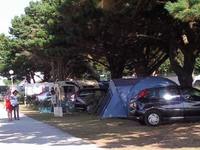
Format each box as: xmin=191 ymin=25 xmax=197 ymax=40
xmin=144 ymin=85 xmax=200 ymax=91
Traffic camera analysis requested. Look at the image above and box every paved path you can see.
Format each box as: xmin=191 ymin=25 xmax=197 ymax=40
xmin=0 ymin=105 xmax=104 ymax=150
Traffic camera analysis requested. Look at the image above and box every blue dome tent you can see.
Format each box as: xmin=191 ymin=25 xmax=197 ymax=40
xmin=99 ymin=76 xmax=177 ymax=119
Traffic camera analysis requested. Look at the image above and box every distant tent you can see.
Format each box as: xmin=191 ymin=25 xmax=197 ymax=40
xmin=99 ymin=76 xmax=177 ymax=119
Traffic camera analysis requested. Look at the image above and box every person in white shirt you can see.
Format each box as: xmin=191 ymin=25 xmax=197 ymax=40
xmin=10 ymin=90 xmax=19 ymax=120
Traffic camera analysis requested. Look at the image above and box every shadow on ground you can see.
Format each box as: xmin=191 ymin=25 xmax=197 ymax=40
xmin=0 ymin=116 xmax=89 ymax=147
xmin=21 ymin=106 xmax=200 ymax=150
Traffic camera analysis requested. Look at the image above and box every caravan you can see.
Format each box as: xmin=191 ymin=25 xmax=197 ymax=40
xmin=53 ymin=81 xmax=80 ymax=115
xmin=25 ymin=82 xmax=54 ymax=96
xmin=54 ymin=81 xmax=80 ymax=103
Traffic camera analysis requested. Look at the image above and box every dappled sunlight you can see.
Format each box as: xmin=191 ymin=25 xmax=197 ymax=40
xmin=81 ymin=121 xmax=200 ymax=149
xmin=21 ymin=105 xmax=200 ymax=150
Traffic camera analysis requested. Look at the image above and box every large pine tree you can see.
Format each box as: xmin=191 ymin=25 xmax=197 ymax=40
xmin=165 ymin=0 xmax=200 ymax=86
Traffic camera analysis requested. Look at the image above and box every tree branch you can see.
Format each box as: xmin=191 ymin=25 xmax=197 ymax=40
xmin=83 ymin=55 xmax=109 ymax=69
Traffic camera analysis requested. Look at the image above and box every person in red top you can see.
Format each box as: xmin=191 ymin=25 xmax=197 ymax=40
xmin=5 ymin=96 xmax=13 ymax=121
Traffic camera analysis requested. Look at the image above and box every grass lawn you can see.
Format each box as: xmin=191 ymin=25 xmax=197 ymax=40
xmin=20 ymin=104 xmax=200 ymax=150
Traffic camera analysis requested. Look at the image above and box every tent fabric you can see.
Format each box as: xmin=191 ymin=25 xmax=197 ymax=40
xmin=100 ymin=76 xmax=177 ymax=119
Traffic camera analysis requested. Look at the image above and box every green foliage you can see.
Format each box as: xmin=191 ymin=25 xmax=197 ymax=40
xmin=0 ymin=34 xmax=16 ymax=76
xmin=194 ymin=57 xmax=200 ymax=74
xmin=3 ymin=0 xmax=198 ymax=82
xmin=7 ymin=0 xmax=104 ymax=80
xmin=158 ymin=59 xmax=174 ymax=75
xmin=8 ymin=0 xmax=65 ymax=80
xmin=10 ymin=1 xmax=54 ymax=49
xmin=165 ymin=0 xmax=200 ymax=22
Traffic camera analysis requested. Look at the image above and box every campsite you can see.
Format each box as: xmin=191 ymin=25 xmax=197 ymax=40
xmin=22 ymin=76 xmax=178 ymax=118
xmin=18 ymin=76 xmax=200 ymax=150
xmin=2 ymin=1 xmax=200 ymax=149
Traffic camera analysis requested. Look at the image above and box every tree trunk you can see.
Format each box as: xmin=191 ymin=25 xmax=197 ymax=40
xmin=84 ymin=62 xmax=100 ymax=81
xmin=169 ymin=32 xmax=195 ymax=87
xmin=110 ymin=66 xmax=124 ymax=79
xmin=135 ymin=65 xmax=151 ymax=77
xmin=108 ymin=56 xmax=126 ymax=79
xmin=43 ymin=70 xmax=51 ymax=82
xmin=56 ymin=59 xmax=65 ymax=81
xmin=50 ymin=60 xmax=56 ymax=81
xmin=177 ymin=73 xmax=193 ymax=87
xmin=50 ymin=58 xmax=65 ymax=81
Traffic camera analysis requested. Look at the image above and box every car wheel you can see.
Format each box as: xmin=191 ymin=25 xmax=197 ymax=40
xmin=144 ymin=110 xmax=161 ymax=126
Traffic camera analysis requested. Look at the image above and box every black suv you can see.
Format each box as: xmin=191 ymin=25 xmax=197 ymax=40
xmin=129 ymin=86 xmax=200 ymax=126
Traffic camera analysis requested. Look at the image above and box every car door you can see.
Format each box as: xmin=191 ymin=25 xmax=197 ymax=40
xmin=158 ymin=87 xmax=184 ymax=119
xmin=181 ymin=87 xmax=200 ymax=118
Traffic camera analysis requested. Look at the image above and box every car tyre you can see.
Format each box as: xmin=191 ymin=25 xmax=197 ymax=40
xmin=144 ymin=110 xmax=161 ymax=126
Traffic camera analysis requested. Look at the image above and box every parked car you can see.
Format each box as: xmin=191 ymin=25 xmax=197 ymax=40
xmin=75 ymin=88 xmax=107 ymax=113
xmin=129 ymin=86 xmax=200 ymax=126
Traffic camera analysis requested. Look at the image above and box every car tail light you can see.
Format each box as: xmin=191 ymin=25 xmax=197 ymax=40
xmin=137 ymin=89 xmax=148 ymax=99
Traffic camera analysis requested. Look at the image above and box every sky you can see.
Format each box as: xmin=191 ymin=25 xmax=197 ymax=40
xmin=0 ymin=0 xmax=37 ymax=35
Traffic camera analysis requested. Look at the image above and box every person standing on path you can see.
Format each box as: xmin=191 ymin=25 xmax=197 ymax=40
xmin=4 ymin=95 xmax=13 ymax=121
xmin=10 ymin=90 xmax=19 ymax=120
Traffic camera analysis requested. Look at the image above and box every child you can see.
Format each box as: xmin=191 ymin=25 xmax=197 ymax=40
xmin=5 ymin=96 xmax=13 ymax=121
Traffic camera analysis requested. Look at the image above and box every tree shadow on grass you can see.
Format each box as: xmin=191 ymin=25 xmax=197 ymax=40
xmin=35 ymin=113 xmax=200 ymax=150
